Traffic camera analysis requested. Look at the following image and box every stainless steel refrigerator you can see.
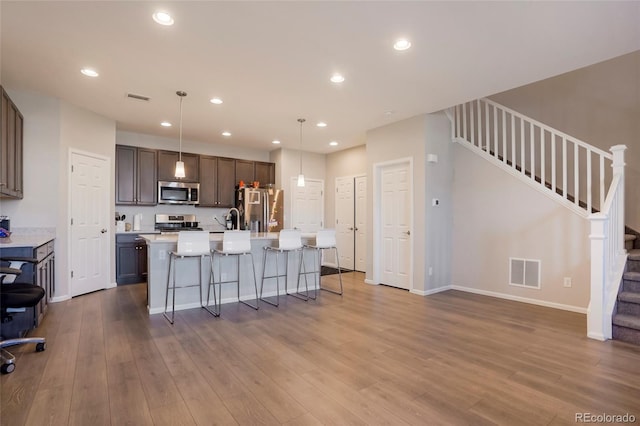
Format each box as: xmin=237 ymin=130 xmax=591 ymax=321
xmin=236 ymin=187 xmax=284 ymax=232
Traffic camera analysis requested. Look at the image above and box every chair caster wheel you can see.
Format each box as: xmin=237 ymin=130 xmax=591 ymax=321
xmin=36 ymin=342 xmax=46 ymax=352
xmin=1 ymin=363 xmax=15 ymax=374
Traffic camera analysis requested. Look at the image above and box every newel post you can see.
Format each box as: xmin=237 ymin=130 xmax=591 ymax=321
xmin=588 ymin=213 xmax=608 ymax=341
xmin=610 ymin=144 xmax=626 ymax=256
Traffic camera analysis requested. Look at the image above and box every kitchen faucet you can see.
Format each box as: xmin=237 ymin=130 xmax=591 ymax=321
xmin=226 ymin=208 xmax=240 ymax=230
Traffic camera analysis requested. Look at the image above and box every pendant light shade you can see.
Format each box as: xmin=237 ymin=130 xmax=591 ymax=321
xmin=175 ymin=91 xmax=187 ymax=178
xmin=297 ymin=118 xmax=306 ymax=187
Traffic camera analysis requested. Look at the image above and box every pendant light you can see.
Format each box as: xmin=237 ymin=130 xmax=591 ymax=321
xmin=174 ymin=90 xmax=187 ymax=178
xmin=297 ymin=118 xmax=306 ymax=187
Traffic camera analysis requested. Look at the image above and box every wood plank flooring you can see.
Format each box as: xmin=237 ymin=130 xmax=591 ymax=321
xmin=2 ymin=272 xmax=640 ymax=425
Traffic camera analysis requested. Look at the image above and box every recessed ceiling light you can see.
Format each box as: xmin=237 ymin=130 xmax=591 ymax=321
xmin=222 ymin=131 xmax=231 ymax=137
xmin=160 ymin=121 xmax=172 ymax=127
xmin=316 ymin=122 xmax=327 ymax=128
xmin=80 ymin=68 xmax=99 ymax=77
xmin=394 ymin=39 xmax=411 ymax=51
xmin=153 ymin=11 xmax=174 ymax=26
xmin=330 ymin=73 xmax=345 ymax=83
xmin=384 ymin=110 xmax=396 ymax=116
xmin=272 ymin=140 xmax=281 ymax=145
xmin=210 ymin=97 xmax=223 ymax=105
xmin=329 ymin=141 xmax=339 ymax=147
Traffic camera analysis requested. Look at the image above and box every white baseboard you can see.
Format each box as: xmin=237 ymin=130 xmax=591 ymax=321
xmin=364 ymin=279 xmax=377 ymax=285
xmin=450 ymin=285 xmax=587 ymax=314
xmin=410 ymin=286 xmax=452 ymax=296
xmin=50 ymin=295 xmax=71 ymax=303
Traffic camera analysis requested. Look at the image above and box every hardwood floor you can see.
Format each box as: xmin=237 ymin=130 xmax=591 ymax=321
xmin=2 ymin=272 xmax=640 ymax=425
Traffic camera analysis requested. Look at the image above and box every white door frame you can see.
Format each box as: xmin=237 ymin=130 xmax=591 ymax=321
xmin=372 ymin=157 xmax=413 ymax=291
xmin=68 ymin=148 xmax=112 ymax=297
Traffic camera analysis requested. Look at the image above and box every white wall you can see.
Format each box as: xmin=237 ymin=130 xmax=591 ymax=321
xmin=451 ymin=144 xmax=591 ymax=310
xmin=489 ymin=50 xmax=640 ymax=231
xmin=1 ymin=89 xmax=60 ymax=229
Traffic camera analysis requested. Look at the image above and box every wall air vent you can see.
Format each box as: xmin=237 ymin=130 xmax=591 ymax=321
xmin=126 ymin=93 xmax=151 ymax=101
xmin=509 ymin=258 xmax=541 ymax=289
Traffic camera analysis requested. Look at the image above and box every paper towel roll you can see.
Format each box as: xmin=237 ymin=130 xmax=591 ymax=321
xmin=116 ymin=221 xmax=125 ymax=232
xmin=133 ymin=214 xmax=142 ymax=231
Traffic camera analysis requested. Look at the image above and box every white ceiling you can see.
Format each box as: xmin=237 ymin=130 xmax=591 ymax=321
xmin=2 ymin=1 xmax=639 ymax=154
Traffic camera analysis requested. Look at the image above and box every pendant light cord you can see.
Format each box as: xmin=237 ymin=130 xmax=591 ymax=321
xmin=179 ymin=95 xmax=183 ymax=162
xmin=298 ymin=118 xmax=305 ymax=173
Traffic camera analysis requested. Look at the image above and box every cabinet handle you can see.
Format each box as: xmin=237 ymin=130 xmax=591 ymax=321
xmin=101 ymin=229 xmax=107 ymax=234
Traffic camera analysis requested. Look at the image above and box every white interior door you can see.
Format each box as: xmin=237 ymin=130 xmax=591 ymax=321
xmin=380 ymin=162 xmax=411 ymax=289
xmin=355 ymin=175 xmax=367 ymax=272
xmin=335 ymin=176 xmax=354 ymax=270
xmin=291 ymin=178 xmax=324 ymax=232
xmin=70 ymin=151 xmax=110 ymax=297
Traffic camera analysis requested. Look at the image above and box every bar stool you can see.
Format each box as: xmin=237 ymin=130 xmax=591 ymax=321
xmin=207 ymin=230 xmax=259 ymax=315
xmin=260 ymin=229 xmax=309 ymax=306
xmin=164 ymin=231 xmax=213 ymax=324
xmin=301 ymin=229 xmax=343 ymax=296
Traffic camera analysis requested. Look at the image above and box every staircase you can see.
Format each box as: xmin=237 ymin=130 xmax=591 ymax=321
xmin=451 ymin=98 xmax=628 ymax=342
xmin=613 ymin=249 xmax=640 ymax=344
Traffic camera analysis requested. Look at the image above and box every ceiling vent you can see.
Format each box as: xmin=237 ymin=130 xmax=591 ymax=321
xmin=126 ymin=93 xmax=150 ymax=102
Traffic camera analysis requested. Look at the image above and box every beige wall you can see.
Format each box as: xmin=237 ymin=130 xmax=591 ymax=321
xmin=366 ymin=115 xmax=428 ymax=292
xmin=451 ymin=144 xmax=591 ymax=310
xmin=490 ymin=50 xmax=640 ymax=230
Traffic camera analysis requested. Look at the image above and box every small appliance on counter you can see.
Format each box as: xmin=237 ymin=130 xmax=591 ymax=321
xmin=154 ymin=214 xmax=203 ymax=234
xmin=133 ymin=214 xmax=142 ymax=231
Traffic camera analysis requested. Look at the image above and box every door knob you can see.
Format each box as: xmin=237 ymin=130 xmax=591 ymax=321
xmin=101 ymin=229 xmax=107 ymax=234
xmin=354 ymin=227 xmax=358 ymax=231
xmin=348 ymin=227 xmax=354 ymax=231
xmin=405 ymin=230 xmax=410 ymax=236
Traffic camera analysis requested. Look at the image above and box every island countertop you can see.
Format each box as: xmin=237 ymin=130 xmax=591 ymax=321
xmin=140 ymin=231 xmax=317 ymax=314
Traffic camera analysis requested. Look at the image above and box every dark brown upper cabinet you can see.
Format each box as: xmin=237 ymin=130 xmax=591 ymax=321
xmin=235 ymin=159 xmax=254 ymax=185
xmin=199 ymin=155 xmax=235 ymax=208
xmin=115 ymin=145 xmax=157 ymax=205
xmin=1 ymin=86 xmax=24 ymax=199
xmin=157 ymin=150 xmax=199 ymax=182
xmin=254 ymin=161 xmax=275 ymax=186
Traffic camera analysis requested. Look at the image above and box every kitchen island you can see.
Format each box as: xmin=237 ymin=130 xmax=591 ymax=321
xmin=140 ymin=232 xmax=317 ymax=314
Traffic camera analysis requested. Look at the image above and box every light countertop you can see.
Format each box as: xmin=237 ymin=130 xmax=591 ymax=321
xmin=140 ymin=231 xmax=316 ymax=244
xmin=0 ymin=233 xmax=56 ymax=248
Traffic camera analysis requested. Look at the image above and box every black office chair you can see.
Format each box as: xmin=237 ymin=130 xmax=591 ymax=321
xmin=0 ymin=259 xmax=46 ymax=374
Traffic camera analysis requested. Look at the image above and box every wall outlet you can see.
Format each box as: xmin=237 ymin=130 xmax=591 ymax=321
xmin=428 ymin=266 xmax=433 ymax=276
xmin=563 ymin=277 xmax=572 ymax=288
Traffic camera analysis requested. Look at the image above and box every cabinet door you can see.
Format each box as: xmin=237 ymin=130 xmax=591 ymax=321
xmin=116 ymin=243 xmax=140 ymax=284
xmin=137 ymin=148 xmax=157 ymax=205
xmin=157 ymin=150 xmax=179 ymax=182
xmin=235 ymin=159 xmax=254 ymax=185
xmin=255 ymin=162 xmax=275 ymax=186
xmin=217 ymin=157 xmax=236 ymax=207
xmin=198 ymin=155 xmax=218 ymax=207
xmin=115 ymin=145 xmax=137 ymax=204
xmin=158 ymin=150 xmax=199 ymax=182
xmin=1 ymin=88 xmax=23 ymax=199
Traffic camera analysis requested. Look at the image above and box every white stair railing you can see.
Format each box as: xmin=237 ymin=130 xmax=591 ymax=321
xmin=452 ymin=98 xmax=627 ymax=341
xmin=452 ymin=98 xmax=613 ymax=217
xmin=588 ymin=146 xmax=627 ymax=341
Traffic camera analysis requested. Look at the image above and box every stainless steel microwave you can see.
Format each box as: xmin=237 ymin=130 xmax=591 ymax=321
xmin=158 ymin=181 xmax=200 ymax=205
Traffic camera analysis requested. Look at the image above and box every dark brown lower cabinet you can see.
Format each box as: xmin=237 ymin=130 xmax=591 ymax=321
xmin=116 ymin=234 xmax=147 ymax=285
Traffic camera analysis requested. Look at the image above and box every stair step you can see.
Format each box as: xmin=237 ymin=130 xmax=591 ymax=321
xmin=628 ymin=249 xmax=640 ymax=261
xmin=612 ymin=324 xmax=640 ymax=346
xmin=625 ymin=234 xmax=637 ymax=242
xmin=619 ymin=291 xmax=640 ymax=304
xmin=612 ymin=314 xmax=640 ymax=331
xmin=624 ymin=271 xmax=640 ymax=282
